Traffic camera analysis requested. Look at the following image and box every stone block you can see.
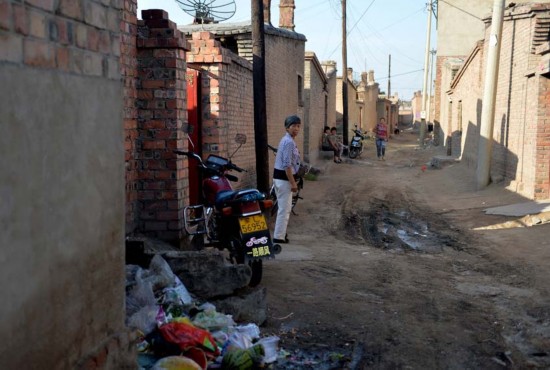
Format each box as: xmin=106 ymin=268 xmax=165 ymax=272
xmin=162 ymin=250 xmax=251 ymax=299
xmin=213 ymin=287 xmax=267 ymax=325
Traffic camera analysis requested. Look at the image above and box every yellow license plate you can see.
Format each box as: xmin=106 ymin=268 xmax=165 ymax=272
xmin=239 ymin=215 xmax=268 ymax=234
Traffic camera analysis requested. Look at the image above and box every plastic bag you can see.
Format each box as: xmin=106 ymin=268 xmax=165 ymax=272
xmin=127 ymin=305 xmax=159 ymax=335
xmin=159 ymin=322 xmax=220 ymax=359
xmin=145 ymin=255 xmax=177 ymax=293
xmin=257 ymin=336 xmax=280 ymax=363
xmin=192 ymin=309 xmax=235 ymax=332
xmin=221 ymin=331 xmax=253 ymax=355
xmin=126 ymin=268 xmax=157 ymax=317
xmin=163 ymin=276 xmax=193 ymax=306
xmin=235 ymin=324 xmax=260 ymax=340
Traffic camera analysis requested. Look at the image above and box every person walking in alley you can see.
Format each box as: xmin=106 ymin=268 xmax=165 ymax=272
xmin=375 ymin=117 xmax=389 ymax=160
xmin=273 ymin=115 xmax=302 ymax=244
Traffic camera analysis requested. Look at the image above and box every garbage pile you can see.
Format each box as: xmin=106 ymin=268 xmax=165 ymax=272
xmin=126 ymin=255 xmax=280 ymax=369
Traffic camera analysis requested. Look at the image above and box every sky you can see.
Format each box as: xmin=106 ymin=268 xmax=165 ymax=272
xmin=137 ymin=0 xmax=438 ymax=101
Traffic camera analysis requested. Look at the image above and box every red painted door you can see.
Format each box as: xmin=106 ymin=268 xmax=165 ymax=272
xmin=186 ymin=68 xmax=201 ymax=205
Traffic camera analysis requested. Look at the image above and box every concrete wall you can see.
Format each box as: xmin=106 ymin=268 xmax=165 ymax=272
xmin=303 ymin=51 xmax=329 ymax=164
xmin=0 ymin=0 xmax=133 ymax=367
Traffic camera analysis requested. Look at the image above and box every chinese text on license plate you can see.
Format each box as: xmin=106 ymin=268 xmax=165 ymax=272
xmin=239 ymin=215 xmax=268 ymax=234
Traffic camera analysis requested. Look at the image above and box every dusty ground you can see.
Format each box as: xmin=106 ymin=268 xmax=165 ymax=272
xmin=261 ymin=129 xmax=550 ymax=369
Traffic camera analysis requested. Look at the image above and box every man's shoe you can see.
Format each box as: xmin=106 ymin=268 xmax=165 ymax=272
xmin=273 ymin=238 xmax=289 ymax=244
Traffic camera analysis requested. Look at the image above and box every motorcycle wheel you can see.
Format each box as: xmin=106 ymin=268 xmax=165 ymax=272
xmin=349 ymin=147 xmax=358 ymax=159
xmin=248 ymin=259 xmax=263 ymax=287
xmin=236 ymin=253 xmax=263 ymax=287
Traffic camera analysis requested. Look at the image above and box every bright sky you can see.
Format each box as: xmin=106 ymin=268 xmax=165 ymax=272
xmin=137 ymin=0 xmax=438 ymax=101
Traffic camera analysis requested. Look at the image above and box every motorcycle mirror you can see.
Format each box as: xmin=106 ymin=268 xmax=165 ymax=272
xmin=229 ymin=134 xmax=247 ymax=159
xmin=235 ymin=133 xmax=247 ymax=145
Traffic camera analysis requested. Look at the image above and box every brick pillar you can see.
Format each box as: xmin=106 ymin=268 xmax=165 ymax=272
xmin=187 ymin=31 xmax=231 ymax=157
xmin=122 ymin=0 xmax=139 ymax=235
xmin=279 ymin=0 xmax=295 ymax=31
xmin=136 ymin=9 xmax=190 ymax=243
xmin=536 ymin=75 xmax=550 ymax=199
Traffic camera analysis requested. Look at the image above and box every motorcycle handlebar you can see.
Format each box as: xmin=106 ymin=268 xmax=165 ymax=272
xmin=228 ymin=162 xmax=246 ymax=173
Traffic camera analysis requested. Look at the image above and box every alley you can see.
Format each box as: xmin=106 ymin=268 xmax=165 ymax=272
xmin=261 ymin=130 xmax=550 ymax=369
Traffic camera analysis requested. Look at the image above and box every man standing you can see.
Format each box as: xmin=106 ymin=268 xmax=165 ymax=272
xmin=374 ymin=117 xmax=389 ymax=160
xmin=272 ymin=115 xmax=302 ymax=244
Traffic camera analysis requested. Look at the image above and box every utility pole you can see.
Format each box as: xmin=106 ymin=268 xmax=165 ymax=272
xmin=252 ymin=0 xmax=269 ymax=193
xmin=341 ymin=0 xmax=349 ymax=145
xmin=387 ymin=54 xmax=391 ymax=99
xmin=427 ymin=48 xmax=436 ymax=135
xmin=476 ymin=0 xmax=505 ymax=189
xmin=419 ymin=0 xmax=433 ymax=147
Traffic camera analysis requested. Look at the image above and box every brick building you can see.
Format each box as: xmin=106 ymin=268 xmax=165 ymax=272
xmin=335 ymin=68 xmax=363 ymax=135
xmin=321 ymin=60 xmax=338 ymax=129
xmin=178 ymin=16 xmax=306 ymax=175
xmin=443 ymin=3 xmax=550 ymax=199
xmin=356 ymin=70 xmax=380 ymax=133
xmin=303 ymin=51 xmax=330 ymax=164
xmin=1 ymin=0 xmax=134 ymax=368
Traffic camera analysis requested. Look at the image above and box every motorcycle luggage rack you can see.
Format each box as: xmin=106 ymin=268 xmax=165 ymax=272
xmin=183 ymin=205 xmax=208 ymax=235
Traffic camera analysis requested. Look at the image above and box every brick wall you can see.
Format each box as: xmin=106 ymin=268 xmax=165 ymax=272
xmin=444 ymin=44 xmax=484 ymax=163
xmin=0 ymin=0 xmax=134 ymax=368
xmin=303 ymin=52 xmax=328 ymax=164
xmin=536 ymin=75 xmax=550 ymax=198
xmin=447 ymin=4 xmax=550 ymax=199
xmin=321 ymin=60 xmax=337 ymax=129
xmin=264 ymin=30 xmax=305 ymax=171
xmin=122 ymin=0 xmax=139 ymax=234
xmin=187 ymin=31 xmax=256 ymax=188
xmin=135 ymin=9 xmax=190 ymax=243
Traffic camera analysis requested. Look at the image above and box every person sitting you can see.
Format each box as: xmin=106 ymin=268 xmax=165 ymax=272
xmin=328 ymin=127 xmax=345 ymax=163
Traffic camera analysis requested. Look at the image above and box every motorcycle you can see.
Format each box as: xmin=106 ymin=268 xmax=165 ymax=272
xmin=174 ymin=135 xmax=281 ymax=287
xmin=348 ymin=125 xmax=366 ymax=159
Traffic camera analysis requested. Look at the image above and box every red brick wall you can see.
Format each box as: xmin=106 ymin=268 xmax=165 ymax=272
xmin=187 ymin=31 xmax=256 ymax=188
xmin=121 ymin=0 xmax=139 ymax=234
xmin=136 ymin=9 xmax=190 ymax=242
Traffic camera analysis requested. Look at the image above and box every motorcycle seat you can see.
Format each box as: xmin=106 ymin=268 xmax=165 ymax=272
xmin=215 ymin=189 xmax=265 ymax=209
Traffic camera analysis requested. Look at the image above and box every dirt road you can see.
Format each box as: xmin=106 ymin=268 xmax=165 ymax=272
xmin=262 ymin=130 xmax=550 ymax=369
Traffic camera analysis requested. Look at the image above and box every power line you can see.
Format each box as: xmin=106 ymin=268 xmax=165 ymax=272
xmin=376 ymin=68 xmax=424 ymax=81
xmin=327 ymin=0 xmax=376 ymax=58
xmin=437 ymin=0 xmax=482 ymax=20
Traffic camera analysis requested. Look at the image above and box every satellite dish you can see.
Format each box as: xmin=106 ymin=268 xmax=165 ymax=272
xmin=175 ymin=0 xmax=236 ymax=24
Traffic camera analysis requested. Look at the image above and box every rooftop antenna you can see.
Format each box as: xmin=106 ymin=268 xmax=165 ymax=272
xmin=175 ymin=0 xmax=236 ymax=24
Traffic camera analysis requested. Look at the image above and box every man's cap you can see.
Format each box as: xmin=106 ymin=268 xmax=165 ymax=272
xmin=284 ymin=115 xmax=301 ymax=128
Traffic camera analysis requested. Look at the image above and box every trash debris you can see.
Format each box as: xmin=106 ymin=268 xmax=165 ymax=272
xmin=126 ymin=254 xmax=286 ymax=369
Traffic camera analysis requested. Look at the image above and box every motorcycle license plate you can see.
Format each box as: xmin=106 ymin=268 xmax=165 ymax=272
xmin=239 ymin=215 xmax=268 ymax=234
